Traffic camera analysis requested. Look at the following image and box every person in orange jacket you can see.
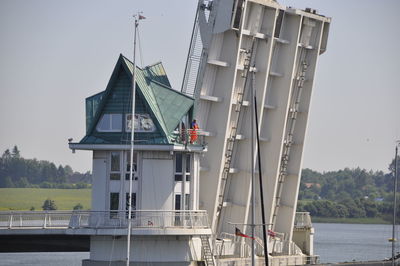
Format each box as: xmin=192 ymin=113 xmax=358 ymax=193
xmin=190 ymin=119 xmax=199 ymax=144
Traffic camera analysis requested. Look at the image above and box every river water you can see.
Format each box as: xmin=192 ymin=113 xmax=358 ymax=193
xmin=314 ymin=223 xmax=396 ymax=263
xmin=0 ymin=223 xmax=397 ymax=265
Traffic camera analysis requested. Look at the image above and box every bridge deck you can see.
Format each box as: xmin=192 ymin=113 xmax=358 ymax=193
xmin=0 ymin=210 xmax=211 ymax=252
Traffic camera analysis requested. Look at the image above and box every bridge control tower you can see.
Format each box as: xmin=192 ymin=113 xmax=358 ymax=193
xmin=68 ymin=56 xmax=214 ymax=265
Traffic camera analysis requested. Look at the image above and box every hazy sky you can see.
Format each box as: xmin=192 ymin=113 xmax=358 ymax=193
xmin=0 ymin=0 xmax=399 ymax=173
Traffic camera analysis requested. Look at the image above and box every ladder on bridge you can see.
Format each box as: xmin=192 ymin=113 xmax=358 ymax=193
xmin=271 ymin=53 xmax=309 ymax=229
xmin=215 ymin=38 xmax=257 ymax=230
xmin=200 ymin=235 xmax=215 ymax=266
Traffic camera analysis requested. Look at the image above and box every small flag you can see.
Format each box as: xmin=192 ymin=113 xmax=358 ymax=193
xmin=139 ymin=15 xmax=146 ymax=20
xmin=268 ymin=229 xmax=276 ymax=238
xmin=235 ymin=227 xmax=255 ymax=240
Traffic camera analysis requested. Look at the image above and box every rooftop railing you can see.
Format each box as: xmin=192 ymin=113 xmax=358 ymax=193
xmin=0 ymin=210 xmax=209 ymax=230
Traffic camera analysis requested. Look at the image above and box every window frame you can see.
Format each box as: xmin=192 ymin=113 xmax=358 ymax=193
xmin=125 ymin=192 xmax=136 ymax=218
xmin=109 ymin=192 xmax=120 ymax=219
xmin=184 ymin=193 xmax=190 ymax=210
xmin=110 ymin=151 xmax=121 ymax=181
xmin=174 ymin=194 xmax=182 ymax=211
xmin=96 ymin=113 xmax=123 ymax=132
xmin=185 ymin=154 xmax=191 ymax=182
xmin=174 ymin=153 xmax=191 ymax=182
xmin=125 ymin=151 xmax=138 ymax=181
xmin=174 ymin=153 xmax=183 ymax=181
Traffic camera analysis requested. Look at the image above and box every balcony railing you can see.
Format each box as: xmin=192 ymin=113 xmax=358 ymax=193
xmin=172 ymin=129 xmax=207 ymax=147
xmin=294 ymin=212 xmax=313 ymax=229
xmin=0 ymin=210 xmax=209 ymax=230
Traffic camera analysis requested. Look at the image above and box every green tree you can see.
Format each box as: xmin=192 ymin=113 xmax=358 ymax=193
xmin=0 ymin=146 xmax=91 ymax=188
xmin=42 ymin=198 xmax=57 ymax=210
xmin=363 ymin=200 xmax=378 ymax=217
xmin=4 ymin=176 xmax=15 ymax=188
xmin=388 ymin=155 xmax=400 ymax=175
xmin=11 ymin=145 xmax=20 ymax=158
xmin=2 ymin=149 xmax=11 ymax=160
xmin=341 ymin=198 xmax=366 ymax=218
xmin=17 ymin=177 xmax=30 ymax=188
xmin=336 ymin=204 xmax=349 ymax=218
xmin=56 ymin=165 xmax=66 ymax=183
xmin=64 ymin=165 xmax=73 ymax=177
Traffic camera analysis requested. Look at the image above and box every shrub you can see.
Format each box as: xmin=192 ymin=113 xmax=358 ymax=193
xmin=73 ymin=203 xmax=83 ymax=210
xmin=42 ymin=198 xmax=57 ymax=210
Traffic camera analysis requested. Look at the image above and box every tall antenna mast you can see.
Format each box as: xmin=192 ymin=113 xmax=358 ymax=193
xmin=126 ymin=12 xmax=145 ymax=266
xmin=392 ymin=141 xmax=399 ymax=266
xmin=250 ymin=67 xmax=256 ymax=266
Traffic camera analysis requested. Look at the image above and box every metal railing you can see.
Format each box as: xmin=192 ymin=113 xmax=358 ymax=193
xmin=173 ymin=129 xmax=207 ymax=147
xmin=0 ymin=210 xmax=209 ymax=230
xmin=294 ymin=212 xmax=313 ymax=229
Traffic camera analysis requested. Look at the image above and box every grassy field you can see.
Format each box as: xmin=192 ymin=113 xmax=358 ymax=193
xmin=0 ymin=188 xmax=91 ymax=211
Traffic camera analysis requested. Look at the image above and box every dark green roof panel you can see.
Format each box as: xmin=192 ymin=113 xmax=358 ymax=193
xmin=85 ymin=91 xmax=104 ymax=134
xmin=150 ymin=81 xmax=193 ymax=133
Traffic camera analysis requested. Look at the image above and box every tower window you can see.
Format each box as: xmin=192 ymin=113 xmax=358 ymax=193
xmin=175 ymin=194 xmax=181 ymax=210
xmin=96 ymin=114 xmax=122 ymax=132
xmin=110 ymin=192 xmax=119 ymax=218
xmin=175 ymin=153 xmax=183 ymax=181
xmin=125 ymin=151 xmax=138 ymax=180
xmin=110 ymin=152 xmax=121 ymax=180
xmin=174 ymin=153 xmax=191 ymax=181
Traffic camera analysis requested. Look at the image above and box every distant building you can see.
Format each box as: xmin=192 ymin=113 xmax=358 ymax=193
xmin=304 ymin=183 xmax=321 ymax=189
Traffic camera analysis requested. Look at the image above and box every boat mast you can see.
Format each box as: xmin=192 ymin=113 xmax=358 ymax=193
xmin=392 ymin=141 xmax=399 ymax=266
xmin=127 ymin=13 xmax=140 ymax=266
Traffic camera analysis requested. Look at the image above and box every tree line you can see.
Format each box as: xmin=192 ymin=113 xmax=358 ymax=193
xmin=297 ymin=156 xmax=400 ymax=221
xmin=0 ymin=146 xmax=91 ymax=189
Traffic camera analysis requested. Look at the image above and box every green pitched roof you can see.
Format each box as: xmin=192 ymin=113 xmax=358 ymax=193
xmin=80 ymin=54 xmax=194 ymax=145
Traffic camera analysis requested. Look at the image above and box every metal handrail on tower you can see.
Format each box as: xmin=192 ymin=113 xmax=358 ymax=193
xmin=181 ymin=0 xmax=215 ymax=101
xmin=181 ymin=1 xmax=204 ymax=97
xmin=271 ymin=50 xmax=309 ymax=231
